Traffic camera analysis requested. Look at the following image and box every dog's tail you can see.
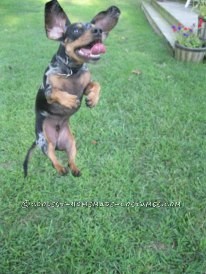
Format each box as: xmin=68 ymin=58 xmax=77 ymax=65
xmin=23 ymin=141 xmax=36 ymax=178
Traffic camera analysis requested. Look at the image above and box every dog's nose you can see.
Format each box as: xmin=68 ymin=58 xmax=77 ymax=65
xmin=92 ymin=28 xmax=102 ymax=35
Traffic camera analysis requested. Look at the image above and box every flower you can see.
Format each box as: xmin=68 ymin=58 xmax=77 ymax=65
xmin=198 ymin=17 xmax=203 ymax=28
xmin=171 ymin=23 xmax=203 ymax=48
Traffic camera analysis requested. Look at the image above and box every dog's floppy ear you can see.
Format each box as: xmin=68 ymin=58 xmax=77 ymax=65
xmin=91 ymin=6 xmax=121 ymax=40
xmin=45 ymin=0 xmax=71 ymax=41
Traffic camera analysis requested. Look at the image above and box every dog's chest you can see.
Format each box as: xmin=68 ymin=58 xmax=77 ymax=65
xmin=48 ymin=70 xmax=91 ymax=98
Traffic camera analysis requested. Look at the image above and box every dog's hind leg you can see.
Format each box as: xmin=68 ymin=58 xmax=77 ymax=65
xmin=57 ymin=125 xmax=81 ymax=177
xmin=47 ymin=142 xmax=68 ymax=175
xmin=67 ymin=132 xmax=81 ymax=177
xmin=43 ymin=119 xmax=68 ymax=175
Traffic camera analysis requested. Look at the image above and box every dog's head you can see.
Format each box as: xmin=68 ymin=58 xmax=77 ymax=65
xmin=45 ymin=0 xmax=121 ymax=64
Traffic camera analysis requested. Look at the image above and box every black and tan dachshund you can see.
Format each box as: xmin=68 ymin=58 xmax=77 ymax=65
xmin=23 ymin=0 xmax=120 ymax=177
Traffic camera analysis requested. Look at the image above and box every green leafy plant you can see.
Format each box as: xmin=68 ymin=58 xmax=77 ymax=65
xmin=198 ymin=4 xmax=206 ymax=19
xmin=172 ymin=23 xmax=203 ymax=48
xmin=192 ymin=1 xmax=206 ymax=19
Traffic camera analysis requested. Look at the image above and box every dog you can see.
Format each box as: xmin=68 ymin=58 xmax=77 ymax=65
xmin=23 ymin=0 xmax=120 ymax=177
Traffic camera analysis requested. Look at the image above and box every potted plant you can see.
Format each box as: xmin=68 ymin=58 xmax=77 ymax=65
xmin=171 ymin=23 xmax=206 ymax=62
xmin=197 ymin=4 xmax=206 ymax=41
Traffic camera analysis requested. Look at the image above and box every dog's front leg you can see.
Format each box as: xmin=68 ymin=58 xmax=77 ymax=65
xmin=84 ymin=82 xmax=101 ymax=108
xmin=46 ymin=87 xmax=79 ymax=109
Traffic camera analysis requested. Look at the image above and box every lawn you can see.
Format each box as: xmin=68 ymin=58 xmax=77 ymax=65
xmin=1 ymin=0 xmax=206 ymax=272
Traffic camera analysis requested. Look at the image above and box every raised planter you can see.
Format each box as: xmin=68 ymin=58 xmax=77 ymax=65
xmin=174 ymin=41 xmax=206 ymax=63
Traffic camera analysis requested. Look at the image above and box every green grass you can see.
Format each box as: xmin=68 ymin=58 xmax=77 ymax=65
xmin=1 ymin=0 xmax=206 ymax=272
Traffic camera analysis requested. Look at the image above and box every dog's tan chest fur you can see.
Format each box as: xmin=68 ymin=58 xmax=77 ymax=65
xmin=48 ymin=70 xmax=91 ymax=97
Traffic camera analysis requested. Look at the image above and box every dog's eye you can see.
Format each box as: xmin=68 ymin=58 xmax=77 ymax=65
xmin=73 ymin=24 xmax=84 ymax=36
xmin=85 ymin=23 xmax=92 ymax=30
xmin=74 ymin=28 xmax=80 ymax=34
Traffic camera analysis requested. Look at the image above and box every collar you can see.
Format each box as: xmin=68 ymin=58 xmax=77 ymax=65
xmin=55 ymin=55 xmax=88 ymax=77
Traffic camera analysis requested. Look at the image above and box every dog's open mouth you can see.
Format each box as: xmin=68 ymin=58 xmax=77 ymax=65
xmin=76 ymin=40 xmax=106 ymax=60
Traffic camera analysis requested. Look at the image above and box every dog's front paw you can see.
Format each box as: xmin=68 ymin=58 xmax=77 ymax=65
xmin=47 ymin=90 xmax=80 ymax=109
xmin=85 ymin=82 xmax=101 ymax=108
xmin=85 ymin=91 xmax=99 ymax=108
xmin=63 ymin=94 xmax=80 ymax=109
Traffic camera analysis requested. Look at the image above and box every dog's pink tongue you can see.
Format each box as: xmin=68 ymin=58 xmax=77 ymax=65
xmin=91 ymin=43 xmax=106 ymax=55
